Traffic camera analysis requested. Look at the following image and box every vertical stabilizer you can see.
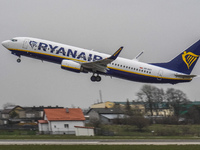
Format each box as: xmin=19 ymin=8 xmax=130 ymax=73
xmin=151 ymin=40 xmax=200 ymax=74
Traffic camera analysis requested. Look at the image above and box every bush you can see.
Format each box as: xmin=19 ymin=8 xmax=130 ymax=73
xmin=155 ymin=126 xmax=180 ymax=136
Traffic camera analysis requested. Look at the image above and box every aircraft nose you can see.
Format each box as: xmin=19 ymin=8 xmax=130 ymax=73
xmin=2 ymin=40 xmax=9 ymax=48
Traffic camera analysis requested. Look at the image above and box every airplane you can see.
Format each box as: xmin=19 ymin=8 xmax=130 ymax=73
xmin=2 ymin=37 xmax=200 ymax=84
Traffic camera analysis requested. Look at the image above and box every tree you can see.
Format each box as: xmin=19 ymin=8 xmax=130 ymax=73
xmin=132 ymin=116 xmax=149 ymax=131
xmin=165 ymin=88 xmax=190 ymax=117
xmin=89 ymin=118 xmax=101 ymax=128
xmin=125 ymin=99 xmax=132 ymax=116
xmin=10 ymin=111 xmax=19 ymax=119
xmin=186 ymin=105 xmax=200 ymax=124
xmin=137 ymin=85 xmax=164 ymax=116
xmin=3 ymin=102 xmax=15 ymax=109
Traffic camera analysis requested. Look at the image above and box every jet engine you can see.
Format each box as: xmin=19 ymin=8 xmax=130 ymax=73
xmin=61 ymin=59 xmax=82 ymax=73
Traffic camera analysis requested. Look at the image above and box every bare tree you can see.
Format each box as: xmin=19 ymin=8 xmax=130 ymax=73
xmin=165 ymin=88 xmax=190 ymax=117
xmin=125 ymin=99 xmax=132 ymax=116
xmin=137 ymin=85 xmax=164 ymax=116
xmin=3 ymin=102 xmax=15 ymax=109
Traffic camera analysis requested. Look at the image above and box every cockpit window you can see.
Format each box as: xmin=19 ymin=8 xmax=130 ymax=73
xmin=11 ymin=39 xmax=18 ymax=42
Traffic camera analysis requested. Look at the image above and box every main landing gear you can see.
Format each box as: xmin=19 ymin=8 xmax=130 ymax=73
xmin=17 ymin=58 xmax=21 ymax=63
xmin=90 ymin=74 xmax=101 ymax=82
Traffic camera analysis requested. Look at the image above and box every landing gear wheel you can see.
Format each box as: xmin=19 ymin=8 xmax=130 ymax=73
xmin=17 ymin=58 xmax=21 ymax=63
xmin=91 ymin=76 xmax=96 ymax=82
xmin=96 ymin=76 xmax=101 ymax=82
xmin=90 ymin=75 xmax=101 ymax=82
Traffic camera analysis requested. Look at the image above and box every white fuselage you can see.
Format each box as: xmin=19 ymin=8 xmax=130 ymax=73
xmin=2 ymin=37 xmax=191 ymax=84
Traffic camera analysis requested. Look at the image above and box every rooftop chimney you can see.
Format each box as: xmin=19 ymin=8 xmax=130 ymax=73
xmin=66 ymin=108 xmax=69 ymax=113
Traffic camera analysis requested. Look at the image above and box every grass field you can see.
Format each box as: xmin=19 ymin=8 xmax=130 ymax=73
xmin=0 ymin=145 xmax=199 ymax=150
xmin=0 ymin=135 xmax=200 ymax=140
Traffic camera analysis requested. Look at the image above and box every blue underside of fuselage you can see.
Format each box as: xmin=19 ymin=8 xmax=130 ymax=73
xmin=106 ymin=69 xmax=189 ymax=84
xmin=11 ymin=50 xmax=190 ymax=84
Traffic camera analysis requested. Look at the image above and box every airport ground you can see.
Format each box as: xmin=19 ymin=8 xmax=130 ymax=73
xmin=0 ymin=136 xmax=200 ymax=149
xmin=0 ymin=144 xmax=200 ymax=150
xmin=0 ymin=125 xmax=200 ymax=149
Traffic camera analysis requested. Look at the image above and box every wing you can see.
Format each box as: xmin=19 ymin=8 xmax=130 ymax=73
xmin=81 ymin=46 xmax=123 ymax=73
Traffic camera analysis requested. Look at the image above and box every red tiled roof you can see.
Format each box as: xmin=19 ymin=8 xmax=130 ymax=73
xmin=44 ymin=108 xmax=85 ymax=121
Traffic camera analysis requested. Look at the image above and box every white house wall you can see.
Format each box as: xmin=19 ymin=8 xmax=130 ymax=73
xmin=50 ymin=121 xmax=84 ymax=135
xmin=75 ymin=127 xmax=94 ymax=136
xmin=38 ymin=123 xmax=49 ymax=134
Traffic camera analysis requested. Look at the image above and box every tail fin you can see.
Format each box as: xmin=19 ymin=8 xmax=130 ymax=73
xmin=151 ymin=40 xmax=200 ymax=74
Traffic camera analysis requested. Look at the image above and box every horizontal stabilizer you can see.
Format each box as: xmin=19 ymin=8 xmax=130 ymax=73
xmin=175 ymin=74 xmax=197 ymax=79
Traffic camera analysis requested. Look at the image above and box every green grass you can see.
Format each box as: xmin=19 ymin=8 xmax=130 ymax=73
xmin=100 ymin=124 xmax=200 ymax=137
xmin=0 ymin=124 xmax=200 ymax=139
xmin=0 ymin=135 xmax=200 ymax=140
xmin=0 ymin=145 xmax=200 ymax=150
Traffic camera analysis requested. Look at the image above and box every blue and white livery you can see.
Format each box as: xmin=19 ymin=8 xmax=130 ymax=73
xmin=2 ymin=37 xmax=200 ymax=84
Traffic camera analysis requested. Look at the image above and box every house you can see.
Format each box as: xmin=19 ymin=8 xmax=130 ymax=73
xmin=0 ymin=105 xmax=64 ymax=127
xmin=0 ymin=110 xmax=2 ymax=125
xmin=90 ymin=101 xmax=174 ymax=118
xmin=87 ymin=108 xmax=124 ymax=124
xmin=19 ymin=106 xmax=63 ymax=124
xmin=91 ymin=101 xmax=115 ymax=108
xmin=90 ymin=101 xmax=145 ymax=114
xmin=38 ymin=108 xmax=85 ymax=134
xmin=1 ymin=105 xmax=24 ymax=125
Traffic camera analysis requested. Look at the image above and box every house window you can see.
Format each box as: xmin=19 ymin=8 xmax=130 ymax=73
xmin=64 ymin=124 xmax=69 ymax=128
xmin=54 ymin=125 xmax=56 ymax=128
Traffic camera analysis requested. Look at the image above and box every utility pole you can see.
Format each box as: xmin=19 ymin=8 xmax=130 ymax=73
xmin=99 ymin=90 xmax=103 ymax=103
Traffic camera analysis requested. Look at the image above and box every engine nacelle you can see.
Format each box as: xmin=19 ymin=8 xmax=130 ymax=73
xmin=61 ymin=59 xmax=81 ymax=73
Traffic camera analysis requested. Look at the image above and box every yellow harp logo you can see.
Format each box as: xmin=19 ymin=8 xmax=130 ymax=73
xmin=182 ymin=51 xmax=199 ymax=69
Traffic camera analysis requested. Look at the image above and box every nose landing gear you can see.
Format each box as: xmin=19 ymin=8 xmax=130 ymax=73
xmin=16 ymin=55 xmax=21 ymax=63
xmin=17 ymin=58 xmax=21 ymax=63
xmin=91 ymin=74 xmax=101 ymax=82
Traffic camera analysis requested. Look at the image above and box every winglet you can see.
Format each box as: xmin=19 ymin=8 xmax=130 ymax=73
xmin=108 ymin=46 xmax=123 ymax=60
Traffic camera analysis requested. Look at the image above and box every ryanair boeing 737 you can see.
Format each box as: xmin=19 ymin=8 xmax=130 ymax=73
xmin=2 ymin=37 xmax=200 ymax=84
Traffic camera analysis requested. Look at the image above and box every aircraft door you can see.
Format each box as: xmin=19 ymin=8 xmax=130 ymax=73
xmin=157 ymin=70 xmax=163 ymax=81
xmin=22 ymin=39 xmax=29 ymax=49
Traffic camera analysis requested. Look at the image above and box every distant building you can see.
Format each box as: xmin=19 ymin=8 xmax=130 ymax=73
xmin=91 ymin=101 xmax=115 ymax=108
xmin=0 ymin=105 xmax=63 ymax=126
xmin=87 ymin=108 xmax=124 ymax=124
xmin=1 ymin=105 xmax=24 ymax=125
xmin=91 ymin=101 xmax=145 ymax=114
xmin=144 ymin=102 xmax=174 ymax=117
xmin=90 ymin=101 xmax=174 ymax=117
xmin=38 ymin=108 xmax=85 ymax=134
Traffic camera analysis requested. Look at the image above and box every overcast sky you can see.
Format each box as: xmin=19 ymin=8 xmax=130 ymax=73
xmin=1 ymin=0 xmax=200 ymax=109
